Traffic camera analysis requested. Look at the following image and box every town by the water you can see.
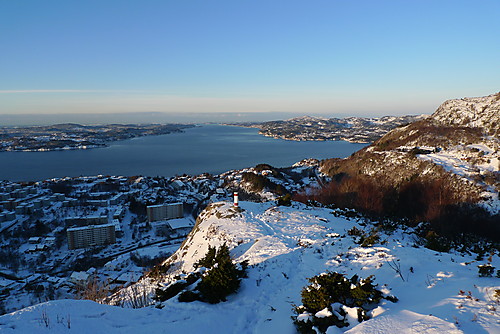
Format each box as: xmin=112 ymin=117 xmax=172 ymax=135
xmin=0 ymin=159 xmax=321 ymax=314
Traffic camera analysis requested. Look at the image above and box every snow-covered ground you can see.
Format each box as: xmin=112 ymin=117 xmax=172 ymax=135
xmin=419 ymin=144 xmax=499 ymax=177
xmin=1 ymin=201 xmax=499 ymax=333
xmin=417 ymin=143 xmax=500 ymax=212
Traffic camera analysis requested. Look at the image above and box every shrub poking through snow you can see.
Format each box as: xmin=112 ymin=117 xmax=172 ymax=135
xmin=155 ymin=244 xmax=247 ymax=305
xmin=347 ymin=226 xmax=380 ymax=247
xmin=478 ymin=264 xmax=495 ymax=277
xmin=277 ymin=193 xmax=292 ymax=206
xmin=494 ymin=289 xmax=500 ymax=301
xmin=360 ymin=231 xmax=380 ymax=247
xmin=154 ymin=272 xmax=201 ymax=302
xmin=347 ymin=226 xmax=364 ymax=238
xmin=293 ymin=272 xmax=396 ymax=334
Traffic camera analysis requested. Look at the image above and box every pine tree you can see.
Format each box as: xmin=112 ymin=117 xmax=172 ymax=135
xmin=197 ymin=244 xmax=242 ymax=304
xmin=195 ymin=245 xmax=217 ymax=268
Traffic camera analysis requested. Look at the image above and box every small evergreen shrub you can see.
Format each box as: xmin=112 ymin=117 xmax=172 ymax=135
xmin=424 ymin=231 xmax=450 ymax=252
xmin=178 ymin=290 xmax=200 ymax=303
xmin=478 ymin=264 xmax=495 ymax=277
xmin=360 ymin=232 xmax=380 ymax=247
xmin=347 ymin=226 xmax=364 ymax=237
xmin=277 ymin=193 xmax=292 ymax=206
xmin=197 ymin=244 xmax=246 ymax=304
xmin=157 ymin=244 xmax=248 ymax=305
xmin=293 ymin=272 xmax=396 ymax=334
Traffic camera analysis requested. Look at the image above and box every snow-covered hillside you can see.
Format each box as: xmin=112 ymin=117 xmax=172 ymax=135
xmin=431 ymin=93 xmax=500 ymax=136
xmin=321 ymin=92 xmax=500 ymax=214
xmin=254 ymin=114 xmax=426 ymax=143
xmin=2 ymin=201 xmax=499 ymax=333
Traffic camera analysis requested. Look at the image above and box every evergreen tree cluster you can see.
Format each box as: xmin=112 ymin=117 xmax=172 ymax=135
xmin=293 ymin=272 xmax=397 ymax=334
xmin=155 ymin=244 xmax=247 ymax=305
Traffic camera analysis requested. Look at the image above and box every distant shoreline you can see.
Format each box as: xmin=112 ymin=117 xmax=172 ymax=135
xmin=0 ymin=123 xmax=195 ymax=153
xmin=223 ymin=114 xmax=426 ymax=144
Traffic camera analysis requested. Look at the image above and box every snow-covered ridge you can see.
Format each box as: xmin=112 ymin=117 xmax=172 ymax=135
xmin=162 ymin=202 xmax=330 ymax=273
xmin=431 ymin=92 xmax=500 ymax=135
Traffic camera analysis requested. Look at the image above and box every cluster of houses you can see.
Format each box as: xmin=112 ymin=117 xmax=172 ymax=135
xmin=24 ymin=236 xmax=56 ymax=253
xmin=0 ymin=183 xmax=64 ymax=228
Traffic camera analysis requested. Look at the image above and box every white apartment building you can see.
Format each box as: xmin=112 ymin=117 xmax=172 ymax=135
xmin=67 ymin=223 xmax=116 ymax=250
xmin=147 ymin=203 xmax=183 ymax=222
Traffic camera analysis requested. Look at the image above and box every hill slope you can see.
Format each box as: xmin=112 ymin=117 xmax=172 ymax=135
xmin=320 ymin=93 xmax=500 ymax=227
xmin=2 ymin=201 xmax=499 ymax=333
xmin=431 ymin=93 xmax=500 ymax=136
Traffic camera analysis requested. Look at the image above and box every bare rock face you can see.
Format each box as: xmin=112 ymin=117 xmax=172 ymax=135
xmin=430 ymin=92 xmax=500 ymax=136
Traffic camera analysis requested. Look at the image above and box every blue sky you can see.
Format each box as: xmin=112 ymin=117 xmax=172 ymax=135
xmin=1 ymin=0 xmax=499 ymax=118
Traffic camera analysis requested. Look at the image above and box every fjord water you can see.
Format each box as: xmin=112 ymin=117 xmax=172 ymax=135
xmin=0 ymin=125 xmax=366 ymax=182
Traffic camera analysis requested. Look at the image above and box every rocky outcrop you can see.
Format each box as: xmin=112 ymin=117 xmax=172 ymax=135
xmin=430 ymin=92 xmax=500 ymax=136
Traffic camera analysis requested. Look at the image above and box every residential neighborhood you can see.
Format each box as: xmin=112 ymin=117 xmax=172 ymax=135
xmin=0 ymin=160 xmax=324 ymax=314
xmin=0 ymin=174 xmax=218 ymax=314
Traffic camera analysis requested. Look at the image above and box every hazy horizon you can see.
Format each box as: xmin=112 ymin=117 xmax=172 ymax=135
xmin=0 ymin=111 xmax=299 ymax=126
xmin=0 ymin=110 xmax=431 ymax=127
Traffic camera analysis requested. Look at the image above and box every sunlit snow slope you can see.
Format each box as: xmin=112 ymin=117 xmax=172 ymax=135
xmin=1 ymin=201 xmax=499 ymax=333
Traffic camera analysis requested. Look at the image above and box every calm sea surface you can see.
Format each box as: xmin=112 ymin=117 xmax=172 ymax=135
xmin=0 ymin=125 xmax=367 ymax=182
